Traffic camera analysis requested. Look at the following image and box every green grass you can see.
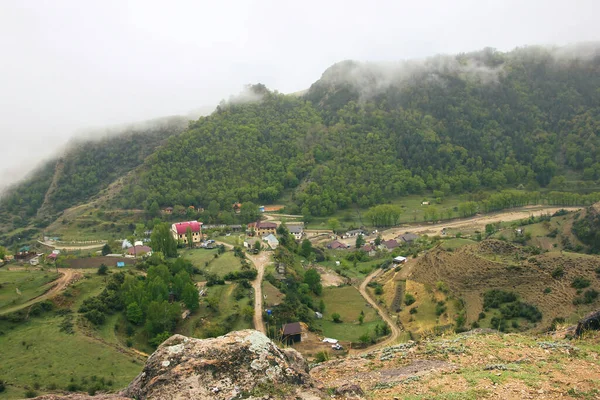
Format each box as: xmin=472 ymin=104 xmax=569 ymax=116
xmin=312 ymin=286 xmax=383 ymax=342
xmin=317 ymin=257 xmax=383 ymax=279
xmin=183 ymin=249 xmax=245 ymax=278
xmin=181 ymin=248 xmax=219 ymax=266
xmin=0 ymin=315 xmax=142 ymax=398
xmin=263 ymin=281 xmax=284 ymax=307
xmin=0 ymin=269 xmax=61 ymax=312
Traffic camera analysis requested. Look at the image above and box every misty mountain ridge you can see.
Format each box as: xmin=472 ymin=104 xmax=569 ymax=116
xmin=2 ymin=43 xmax=600 ymax=242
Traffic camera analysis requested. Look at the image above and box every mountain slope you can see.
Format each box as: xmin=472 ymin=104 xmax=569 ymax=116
xmin=0 ymin=116 xmax=188 ymax=242
xmin=115 ymin=45 xmax=600 ymax=217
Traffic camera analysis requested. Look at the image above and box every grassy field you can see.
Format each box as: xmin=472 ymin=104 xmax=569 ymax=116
xmin=0 ymin=269 xmax=61 ymax=312
xmin=263 ymin=281 xmax=284 ymax=307
xmin=312 ymin=286 xmax=383 ymax=342
xmin=317 ymin=257 xmax=384 ymax=279
xmin=0 ymin=314 xmax=142 ymax=399
xmin=182 ymin=249 xmax=244 ymax=278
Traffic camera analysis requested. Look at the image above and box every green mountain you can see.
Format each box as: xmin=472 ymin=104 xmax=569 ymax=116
xmin=118 ymin=45 xmax=600 ymax=216
xmin=0 ymin=117 xmax=187 ymax=243
xmin=2 ymin=44 xmax=600 ymax=241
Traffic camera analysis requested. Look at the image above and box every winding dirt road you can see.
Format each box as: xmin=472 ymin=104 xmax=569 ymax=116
xmin=355 ymin=268 xmax=401 ymax=353
xmin=0 ymin=268 xmax=82 ymax=315
xmin=215 ymin=240 xmax=271 ymax=333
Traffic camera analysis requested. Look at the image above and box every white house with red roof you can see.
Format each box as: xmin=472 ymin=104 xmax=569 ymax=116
xmin=171 ymin=221 xmax=203 ymax=244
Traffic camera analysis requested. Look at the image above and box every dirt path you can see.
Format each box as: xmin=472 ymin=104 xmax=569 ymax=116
xmin=379 ymin=206 xmax=582 ymax=241
xmin=215 ymin=241 xmax=271 ymax=333
xmin=0 ymin=268 xmax=82 ymax=315
xmin=38 ymin=240 xmax=107 ymax=251
xmin=354 ymin=268 xmax=402 ymax=353
xmin=246 ymin=251 xmax=272 ymax=334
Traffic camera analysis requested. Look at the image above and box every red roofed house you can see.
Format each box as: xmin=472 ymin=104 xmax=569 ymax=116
xmin=127 ymin=245 xmax=153 ymax=257
xmin=171 ymin=221 xmax=203 ymax=244
xmin=327 ymin=240 xmax=349 ymax=250
xmin=247 ymin=220 xmax=277 ymax=236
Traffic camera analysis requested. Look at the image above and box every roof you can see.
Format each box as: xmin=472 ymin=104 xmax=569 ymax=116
xmin=328 ymin=240 xmax=348 ymax=249
xmin=127 ymin=245 xmax=152 ymax=255
xmin=399 ymin=233 xmax=418 ymax=242
xmin=383 ymin=239 xmax=400 ymax=249
xmin=256 ymin=221 xmax=277 ymax=229
xmin=288 ymin=225 xmax=304 ymax=233
xmin=47 ymin=253 xmax=58 ymax=260
xmin=263 ymin=234 xmax=279 ymax=245
xmin=116 ymin=261 xmax=125 ymax=267
xmin=172 ymin=221 xmax=203 ymax=235
xmin=362 ymin=244 xmax=375 ymax=252
xmin=346 ymin=229 xmax=365 ymax=235
xmin=19 ymin=246 xmax=30 ymax=252
xmin=393 ymin=256 xmax=407 ymax=262
xmin=282 ymin=322 xmax=302 ymax=336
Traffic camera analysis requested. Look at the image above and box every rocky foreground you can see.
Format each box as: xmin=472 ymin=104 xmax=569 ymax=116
xmin=34 ymin=328 xmax=600 ymax=399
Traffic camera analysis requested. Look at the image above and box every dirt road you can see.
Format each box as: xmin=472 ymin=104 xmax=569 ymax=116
xmin=0 ymin=268 xmax=82 ymax=315
xmin=246 ymin=251 xmax=272 ymax=334
xmin=215 ymin=240 xmax=271 ymax=334
xmin=355 ymin=268 xmax=402 ymax=353
xmin=375 ymin=206 xmax=582 ymax=241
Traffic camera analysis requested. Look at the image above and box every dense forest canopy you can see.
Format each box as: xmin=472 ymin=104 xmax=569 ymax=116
xmin=118 ymin=45 xmax=600 ymax=216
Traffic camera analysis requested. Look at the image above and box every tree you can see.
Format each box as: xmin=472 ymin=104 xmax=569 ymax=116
xmin=300 ymin=239 xmax=313 ymax=258
xmin=355 ymin=234 xmax=365 ymax=249
xmin=358 ymin=314 xmax=364 ymax=325
xmin=182 ymin=283 xmax=200 ymax=311
xmin=327 ymin=218 xmax=340 ymax=233
xmin=101 ymin=243 xmax=111 ymax=256
xmin=253 ymin=240 xmax=262 ymax=252
xmin=126 ymin=302 xmax=144 ymax=325
xmin=374 ymin=235 xmax=382 ymax=246
xmin=358 ymin=332 xmax=370 ymax=344
xmin=304 ymin=268 xmax=322 ymax=295
xmin=319 ymin=299 xmax=325 ymax=313
xmin=97 ymin=264 xmax=108 ymax=275
xmin=331 ymin=313 xmax=342 ymax=323
xmin=185 ymin=226 xmax=193 ymax=249
xmin=240 ymin=202 xmax=260 ymax=224
xmin=150 ymin=223 xmax=177 ymax=258
xmin=148 ymin=200 xmax=160 ymax=218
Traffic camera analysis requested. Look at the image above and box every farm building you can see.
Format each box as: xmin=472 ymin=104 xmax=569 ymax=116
xmin=382 ymin=239 xmax=400 ymax=251
xmin=263 ymin=234 xmax=279 ymax=249
xmin=171 ymin=221 xmax=203 ymax=244
xmin=327 ymin=240 xmax=349 ymax=250
xmin=398 ymin=233 xmax=419 ymax=244
xmin=343 ymin=229 xmax=366 ymax=238
xmin=126 ymin=245 xmax=152 ymax=257
xmin=393 ymin=256 xmax=407 ymax=264
xmin=282 ymin=322 xmax=302 ymax=344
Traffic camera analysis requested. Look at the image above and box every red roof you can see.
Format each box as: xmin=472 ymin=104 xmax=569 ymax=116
xmin=172 ymin=221 xmax=203 ymax=235
xmin=127 ymin=245 xmax=152 ymax=255
xmin=383 ymin=239 xmax=399 ymax=249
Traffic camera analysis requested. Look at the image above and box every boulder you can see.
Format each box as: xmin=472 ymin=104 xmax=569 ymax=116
xmin=576 ymin=309 xmax=600 ymax=336
xmin=122 ymin=330 xmax=326 ymax=399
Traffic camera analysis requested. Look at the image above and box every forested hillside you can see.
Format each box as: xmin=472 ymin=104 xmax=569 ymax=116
xmin=0 ymin=117 xmax=188 ymax=237
xmin=118 ymin=45 xmax=600 ymax=216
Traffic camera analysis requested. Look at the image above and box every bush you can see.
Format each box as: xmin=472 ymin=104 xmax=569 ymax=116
xmin=571 ymin=277 xmax=591 ymax=289
xmin=409 ymin=307 xmax=418 ymax=314
xmin=314 ymin=351 xmax=330 ymax=363
xmin=435 ymin=302 xmax=447 ymax=316
xmin=583 ymin=289 xmax=599 ymax=304
xmin=478 ymin=312 xmax=486 ymax=320
xmin=483 ymin=290 xmax=517 ymax=308
xmin=97 ymin=264 xmax=108 ymax=275
xmin=0 ymin=380 xmax=5 ymax=393
xmin=551 ymin=266 xmax=564 ymax=279
xmin=543 ymin=287 xmax=552 ymax=294
xmin=331 ymin=313 xmax=342 ymax=323
xmin=83 ymin=310 xmax=106 ymax=325
xmin=24 ymin=389 xmax=37 ymax=398
xmin=404 ymin=294 xmax=416 ymax=306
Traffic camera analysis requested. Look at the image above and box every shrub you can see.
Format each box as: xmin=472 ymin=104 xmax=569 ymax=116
xmin=331 ymin=313 xmax=342 ymax=323
xmin=571 ymin=277 xmax=591 ymax=289
xmin=478 ymin=312 xmax=486 ymax=320
xmin=483 ymin=290 xmax=517 ymax=308
xmin=83 ymin=310 xmax=106 ymax=325
xmin=24 ymin=389 xmax=37 ymax=398
xmin=0 ymin=380 xmax=5 ymax=393
xmin=435 ymin=301 xmax=447 ymax=316
xmin=551 ymin=267 xmax=564 ymax=279
xmin=314 ymin=351 xmax=330 ymax=363
xmin=374 ymin=285 xmax=383 ymax=295
xmin=97 ymin=264 xmax=108 ymax=275
xmin=583 ymin=289 xmax=599 ymax=304
xmin=543 ymin=287 xmax=552 ymax=294
xmin=404 ymin=294 xmax=416 ymax=306
xmin=409 ymin=307 xmax=418 ymax=314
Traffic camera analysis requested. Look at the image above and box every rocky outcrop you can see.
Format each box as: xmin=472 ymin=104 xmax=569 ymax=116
xmin=35 ymin=330 xmax=326 ymax=400
xmin=576 ymin=309 xmax=600 ymax=336
xmin=122 ymin=330 xmax=325 ymax=400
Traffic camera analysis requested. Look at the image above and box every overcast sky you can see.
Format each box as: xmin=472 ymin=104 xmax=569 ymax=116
xmin=0 ymin=0 xmax=599 ymax=190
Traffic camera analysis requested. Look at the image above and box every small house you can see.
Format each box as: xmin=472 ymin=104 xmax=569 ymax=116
xmin=127 ymin=245 xmax=152 ymax=257
xmin=163 ymin=207 xmax=174 ymax=214
xmin=362 ymin=244 xmax=377 ymax=256
xmin=288 ymin=225 xmax=304 ymax=240
xmin=393 ymin=256 xmax=407 ymax=264
xmin=282 ymin=322 xmax=302 ymax=344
